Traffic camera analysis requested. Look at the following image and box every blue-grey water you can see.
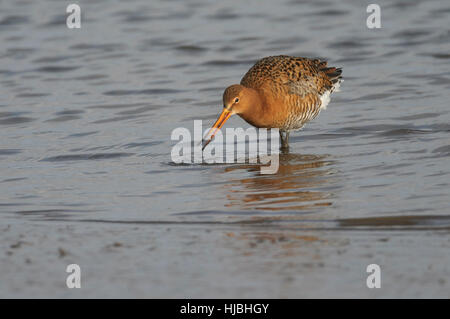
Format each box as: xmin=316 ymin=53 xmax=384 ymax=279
xmin=0 ymin=0 xmax=449 ymax=298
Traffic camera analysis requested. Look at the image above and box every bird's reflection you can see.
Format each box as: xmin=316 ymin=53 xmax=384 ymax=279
xmin=221 ymin=153 xmax=335 ymax=211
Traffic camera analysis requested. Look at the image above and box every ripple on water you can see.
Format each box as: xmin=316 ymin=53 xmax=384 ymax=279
xmin=41 ymin=153 xmax=134 ymax=162
xmin=394 ymin=112 xmax=441 ymax=121
xmin=201 ymin=59 xmax=256 ymax=67
xmin=432 ymin=145 xmax=450 ymax=156
xmin=0 ymin=15 xmax=30 ymax=26
xmin=15 ymin=93 xmax=50 ymax=98
xmin=35 ymin=66 xmax=80 ymax=73
xmin=46 ymin=115 xmax=81 ymax=122
xmin=69 ymin=43 xmax=125 ymax=52
xmin=0 ymin=116 xmax=34 ymax=125
xmin=425 ymin=53 xmax=450 ymax=59
xmin=103 ymin=88 xmax=182 ymax=96
xmin=174 ymin=45 xmax=208 ymax=53
xmin=339 ymin=215 xmax=450 ymax=230
xmin=0 ymin=149 xmax=22 ymax=156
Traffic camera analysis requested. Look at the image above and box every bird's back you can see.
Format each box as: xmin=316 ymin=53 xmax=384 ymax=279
xmin=241 ymin=55 xmax=341 ymax=95
xmin=240 ymin=55 xmax=342 ymax=130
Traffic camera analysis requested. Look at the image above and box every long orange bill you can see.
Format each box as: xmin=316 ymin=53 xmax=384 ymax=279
xmin=202 ymin=108 xmax=232 ymax=150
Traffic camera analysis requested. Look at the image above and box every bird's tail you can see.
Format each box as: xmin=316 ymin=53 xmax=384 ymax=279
xmin=321 ymin=66 xmax=343 ymax=92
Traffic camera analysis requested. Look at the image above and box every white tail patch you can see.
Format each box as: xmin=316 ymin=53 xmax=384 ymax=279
xmin=319 ymin=90 xmax=331 ymax=110
xmin=320 ymin=79 xmax=341 ymax=110
xmin=333 ymin=79 xmax=342 ymax=92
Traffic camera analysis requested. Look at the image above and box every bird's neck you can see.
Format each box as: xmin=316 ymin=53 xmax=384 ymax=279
xmin=239 ymin=87 xmax=270 ymax=128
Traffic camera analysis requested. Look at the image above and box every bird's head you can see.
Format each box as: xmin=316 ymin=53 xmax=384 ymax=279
xmin=202 ymin=84 xmax=250 ymax=150
xmin=222 ymin=84 xmax=248 ymax=115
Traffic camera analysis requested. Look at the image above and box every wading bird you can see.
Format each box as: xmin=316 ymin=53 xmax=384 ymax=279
xmin=202 ymin=55 xmax=342 ymax=150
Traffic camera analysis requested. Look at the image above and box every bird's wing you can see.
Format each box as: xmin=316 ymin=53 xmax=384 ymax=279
xmin=241 ymin=56 xmax=340 ymax=96
xmin=284 ymin=58 xmax=338 ymax=97
xmin=280 ymin=58 xmax=340 ymax=125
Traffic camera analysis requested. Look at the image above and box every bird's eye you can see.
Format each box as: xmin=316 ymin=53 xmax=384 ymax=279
xmin=234 ymin=97 xmax=239 ymax=103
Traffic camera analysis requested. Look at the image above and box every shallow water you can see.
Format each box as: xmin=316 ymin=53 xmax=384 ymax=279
xmin=0 ymin=0 xmax=449 ymax=297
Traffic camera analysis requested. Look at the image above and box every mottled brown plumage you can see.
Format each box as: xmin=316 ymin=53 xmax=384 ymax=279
xmin=203 ymin=55 xmax=342 ymax=150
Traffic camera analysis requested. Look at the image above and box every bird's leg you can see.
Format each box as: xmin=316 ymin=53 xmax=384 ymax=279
xmin=279 ymin=130 xmax=290 ymax=152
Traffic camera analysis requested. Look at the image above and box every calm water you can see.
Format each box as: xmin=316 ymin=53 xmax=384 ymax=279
xmin=1 ymin=0 xmax=449 ymax=297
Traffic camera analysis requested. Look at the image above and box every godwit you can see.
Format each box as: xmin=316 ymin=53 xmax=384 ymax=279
xmin=202 ymin=55 xmax=342 ymax=150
